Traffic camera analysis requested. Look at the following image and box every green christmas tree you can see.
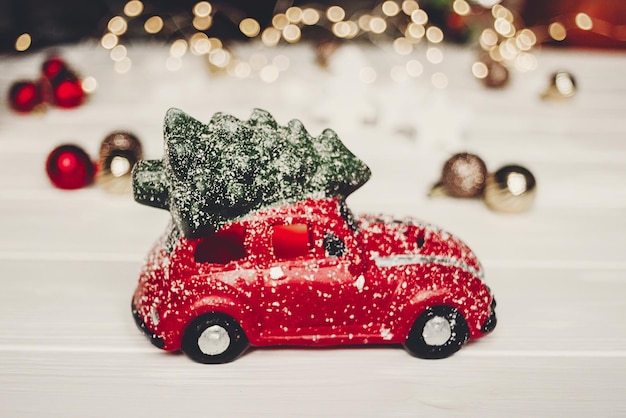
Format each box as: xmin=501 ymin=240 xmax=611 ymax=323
xmin=133 ymin=108 xmax=371 ymax=238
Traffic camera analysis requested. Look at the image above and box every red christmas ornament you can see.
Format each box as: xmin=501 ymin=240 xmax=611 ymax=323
xmin=42 ymin=58 xmax=85 ymax=109
xmin=51 ymin=78 xmax=85 ymax=108
xmin=8 ymin=81 xmax=43 ymax=112
xmin=42 ymin=57 xmax=68 ymax=79
xmin=8 ymin=56 xmax=86 ymax=113
xmin=46 ymin=145 xmax=95 ymax=190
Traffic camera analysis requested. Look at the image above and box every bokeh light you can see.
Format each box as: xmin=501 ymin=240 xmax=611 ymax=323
xmin=144 ymin=16 xmax=164 ymax=34
xmin=193 ymin=15 xmax=213 ymax=31
xmin=110 ymin=45 xmax=127 ymax=61
xmin=472 ymin=62 xmax=488 ymax=79
xmin=393 ymin=37 xmax=413 ymax=55
xmin=326 ymin=6 xmax=345 ymax=23
xmin=402 ymin=0 xmax=419 ymax=15
xmin=262 ymin=28 xmax=281 ymax=46
xmin=382 ymin=1 xmax=401 ymax=17
xmin=369 ymin=17 xmax=387 ymax=34
xmin=549 ymin=22 xmax=567 ymax=41
xmin=15 ymin=33 xmax=31 ymax=51
xmin=411 ymin=10 xmax=428 ymax=25
xmin=426 ymin=47 xmax=443 ymax=64
xmin=431 ymin=72 xmax=448 ymax=89
xmin=575 ymin=13 xmax=593 ymax=31
xmin=282 ymin=25 xmax=301 ymax=43
xmin=108 ymin=16 xmax=128 ymax=35
xmin=101 ymin=33 xmax=119 ymax=49
xmin=406 ymin=59 xmax=423 ymax=77
xmin=452 ymin=0 xmax=470 ymax=16
xmin=81 ymin=76 xmax=98 ymax=93
xmin=124 ymin=1 xmax=143 ymax=17
xmin=260 ymin=65 xmax=280 ymax=83
xmin=193 ymin=2 xmax=212 ymax=17
xmin=286 ymin=7 xmax=303 ymax=23
xmin=240 ymin=18 xmax=260 ymax=37
xmin=301 ymin=8 xmax=320 ymax=25
xmin=359 ymin=67 xmax=377 ymax=84
xmin=170 ymin=39 xmax=188 ymax=57
xmin=426 ymin=26 xmax=444 ymax=43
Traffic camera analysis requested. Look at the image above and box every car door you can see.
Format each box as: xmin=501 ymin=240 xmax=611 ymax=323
xmin=260 ymin=219 xmax=370 ymax=341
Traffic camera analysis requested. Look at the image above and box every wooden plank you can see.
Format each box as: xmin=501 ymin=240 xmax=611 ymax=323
xmin=1 ymin=349 xmax=625 ymax=417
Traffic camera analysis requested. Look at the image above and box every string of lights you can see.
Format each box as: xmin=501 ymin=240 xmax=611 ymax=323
xmin=10 ymin=0 xmax=626 ymax=85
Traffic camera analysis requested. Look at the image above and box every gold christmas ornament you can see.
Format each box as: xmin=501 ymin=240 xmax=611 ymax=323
xmin=96 ymin=131 xmax=143 ymax=194
xmin=430 ymin=153 xmax=488 ymax=198
xmin=542 ymin=71 xmax=577 ymax=101
xmin=483 ymin=165 xmax=537 ymax=213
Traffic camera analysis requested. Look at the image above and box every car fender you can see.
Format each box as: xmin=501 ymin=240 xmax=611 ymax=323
xmin=387 ymin=264 xmax=491 ymax=340
xmin=163 ymin=276 xmax=260 ymax=349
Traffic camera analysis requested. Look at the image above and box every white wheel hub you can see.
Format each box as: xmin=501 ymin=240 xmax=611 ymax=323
xmin=198 ymin=325 xmax=230 ymax=355
xmin=422 ymin=316 xmax=452 ymax=346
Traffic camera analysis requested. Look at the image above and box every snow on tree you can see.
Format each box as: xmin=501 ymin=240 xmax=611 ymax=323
xmin=132 ymin=108 xmax=371 ymax=238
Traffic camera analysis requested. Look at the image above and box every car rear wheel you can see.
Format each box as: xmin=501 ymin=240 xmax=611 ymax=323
xmin=181 ymin=312 xmax=249 ymax=364
xmin=403 ymin=305 xmax=469 ymax=359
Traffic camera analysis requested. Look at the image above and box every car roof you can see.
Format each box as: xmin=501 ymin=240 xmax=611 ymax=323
xmin=229 ymin=197 xmax=342 ymax=226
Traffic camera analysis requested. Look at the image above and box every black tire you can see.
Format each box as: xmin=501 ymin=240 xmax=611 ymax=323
xmin=404 ymin=305 xmax=469 ymax=359
xmin=181 ymin=312 xmax=249 ymax=364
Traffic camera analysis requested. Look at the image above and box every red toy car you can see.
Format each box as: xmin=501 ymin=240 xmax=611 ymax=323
xmin=132 ymin=197 xmax=496 ymax=363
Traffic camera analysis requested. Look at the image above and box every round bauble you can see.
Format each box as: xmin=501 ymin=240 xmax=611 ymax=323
xmin=9 ymin=81 xmax=43 ymax=113
xmin=433 ymin=152 xmax=488 ymax=198
xmin=96 ymin=131 xmax=143 ymax=194
xmin=542 ymin=71 xmax=577 ymax=101
xmin=42 ymin=56 xmax=68 ymax=80
xmin=51 ymin=77 xmax=85 ymax=108
xmin=483 ymin=165 xmax=537 ymax=213
xmin=46 ymin=144 xmax=95 ymax=190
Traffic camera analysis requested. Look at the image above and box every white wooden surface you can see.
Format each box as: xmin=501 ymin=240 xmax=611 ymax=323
xmin=1 ymin=43 xmax=626 ymax=417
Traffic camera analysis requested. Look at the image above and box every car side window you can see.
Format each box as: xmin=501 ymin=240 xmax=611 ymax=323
xmin=271 ymin=223 xmax=312 ymax=260
xmin=194 ymin=225 xmax=247 ymax=264
xmin=324 ymin=233 xmax=347 ymax=257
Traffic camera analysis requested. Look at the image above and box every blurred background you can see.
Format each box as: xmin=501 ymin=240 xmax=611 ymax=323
xmin=1 ymin=0 xmax=625 ymax=54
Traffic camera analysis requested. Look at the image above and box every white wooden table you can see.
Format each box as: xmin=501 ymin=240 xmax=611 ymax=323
xmin=1 ymin=43 xmax=625 ymax=417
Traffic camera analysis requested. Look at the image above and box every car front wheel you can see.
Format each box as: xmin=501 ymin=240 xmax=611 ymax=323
xmin=181 ymin=312 xmax=249 ymax=364
xmin=404 ymin=305 xmax=469 ymax=359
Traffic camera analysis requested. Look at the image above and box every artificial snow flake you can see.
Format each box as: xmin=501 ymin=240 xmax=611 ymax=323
xmin=269 ymin=266 xmax=284 ymax=279
xmin=354 ymin=275 xmax=365 ymax=292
